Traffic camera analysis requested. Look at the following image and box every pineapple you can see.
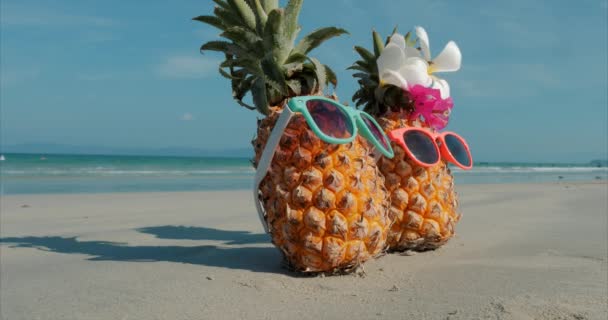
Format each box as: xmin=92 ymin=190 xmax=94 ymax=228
xmin=194 ymin=0 xmax=391 ymax=272
xmin=350 ymin=29 xmax=461 ymax=251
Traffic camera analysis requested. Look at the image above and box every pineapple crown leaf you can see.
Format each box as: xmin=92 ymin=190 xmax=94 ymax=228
xmin=261 ymin=0 xmax=278 ymax=13
xmin=212 ymin=6 xmax=241 ymax=29
xmin=347 ymin=64 xmax=370 ymax=73
xmin=212 ymin=0 xmax=232 ymax=11
xmin=404 ymin=31 xmax=414 ymax=46
xmin=286 ymin=79 xmax=302 ymax=95
xmin=218 ymin=66 xmax=236 ymax=80
xmin=263 ymin=9 xmax=291 ymax=65
xmin=372 ymin=30 xmax=384 ymax=56
xmin=233 ymin=75 xmax=257 ymax=99
xmin=192 ymin=15 xmax=224 ymax=30
xmin=260 ymin=56 xmax=288 ymax=95
xmin=293 ymin=27 xmax=349 ymax=55
xmin=284 ymin=62 xmax=304 ymax=77
xmin=227 ymin=0 xmax=257 ymax=31
xmin=350 ymin=60 xmax=372 ymax=72
xmin=251 ymin=0 xmax=268 ymax=34
xmin=325 ymin=64 xmax=338 ymax=88
xmin=350 ymin=28 xmax=417 ymax=115
xmin=284 ymin=0 xmax=303 ymax=39
xmin=391 ymin=25 xmax=398 ymax=36
xmin=195 ymin=0 xmax=348 ymax=115
xmin=354 ymin=46 xmax=376 ymax=68
xmin=307 ymin=57 xmax=326 ymax=92
xmin=251 ymin=76 xmax=270 ymax=115
xmin=200 ymin=41 xmax=257 ymax=64
xmin=284 ymin=52 xmax=307 ymax=64
xmin=220 ymin=26 xmax=264 ymax=56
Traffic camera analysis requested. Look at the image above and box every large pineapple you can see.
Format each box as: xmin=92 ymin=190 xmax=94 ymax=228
xmin=194 ymin=0 xmax=391 ymax=272
xmin=350 ymin=28 xmax=462 ymax=251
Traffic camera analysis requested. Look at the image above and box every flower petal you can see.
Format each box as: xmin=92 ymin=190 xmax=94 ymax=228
xmin=431 ymin=41 xmax=461 ymax=73
xmin=389 ymin=33 xmax=406 ymax=50
xmin=415 ymin=26 xmax=431 ymax=61
xmin=377 ymin=42 xmax=406 ymax=77
xmin=404 ymin=46 xmax=422 ymax=59
xmin=400 ymin=57 xmax=431 ymax=87
xmin=380 ymin=70 xmax=408 ymax=89
xmin=431 ymin=77 xmax=450 ymax=99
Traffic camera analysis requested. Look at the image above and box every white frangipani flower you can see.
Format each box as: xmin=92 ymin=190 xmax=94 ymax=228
xmin=377 ymin=27 xmax=462 ymax=99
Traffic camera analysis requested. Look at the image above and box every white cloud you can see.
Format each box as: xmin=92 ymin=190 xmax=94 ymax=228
xmin=157 ymin=55 xmax=219 ymax=79
xmin=180 ymin=113 xmax=195 ymax=121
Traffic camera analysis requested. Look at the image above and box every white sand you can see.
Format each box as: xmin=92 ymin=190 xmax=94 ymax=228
xmin=1 ymin=182 xmax=607 ymax=320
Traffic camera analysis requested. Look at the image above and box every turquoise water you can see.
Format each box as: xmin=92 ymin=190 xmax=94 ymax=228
xmin=0 ymin=153 xmax=606 ymax=195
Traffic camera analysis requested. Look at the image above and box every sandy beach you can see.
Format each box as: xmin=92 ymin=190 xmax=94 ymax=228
xmin=1 ymin=182 xmax=606 ymax=320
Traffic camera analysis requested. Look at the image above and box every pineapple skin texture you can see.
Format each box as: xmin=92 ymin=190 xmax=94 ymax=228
xmin=377 ymin=111 xmax=461 ymax=251
xmin=253 ymin=108 xmax=391 ymax=273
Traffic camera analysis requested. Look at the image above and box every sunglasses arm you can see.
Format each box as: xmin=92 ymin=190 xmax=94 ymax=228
xmin=253 ymin=107 xmax=295 ymax=233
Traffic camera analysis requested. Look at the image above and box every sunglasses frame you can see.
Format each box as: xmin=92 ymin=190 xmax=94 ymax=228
xmin=253 ymin=96 xmax=394 ymax=232
xmin=388 ymin=127 xmax=473 ymax=170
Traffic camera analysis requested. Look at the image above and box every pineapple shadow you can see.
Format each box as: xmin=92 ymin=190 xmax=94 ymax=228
xmin=0 ymin=227 xmax=286 ymax=274
xmin=136 ymin=225 xmax=269 ymax=245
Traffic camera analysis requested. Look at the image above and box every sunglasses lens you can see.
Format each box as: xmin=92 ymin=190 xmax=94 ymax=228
xmin=360 ymin=113 xmax=389 ymax=149
xmin=306 ymin=100 xmax=354 ymax=139
xmin=444 ymin=134 xmax=471 ymax=167
xmin=403 ymin=130 xmax=439 ymax=164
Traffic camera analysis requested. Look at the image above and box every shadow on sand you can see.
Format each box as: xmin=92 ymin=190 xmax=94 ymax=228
xmin=137 ymin=225 xmax=270 ymax=245
xmin=0 ymin=226 xmax=286 ymax=274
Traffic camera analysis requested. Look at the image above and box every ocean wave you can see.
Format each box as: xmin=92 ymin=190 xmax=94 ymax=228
xmin=2 ymin=165 xmax=606 ymax=178
xmin=1 ymin=168 xmax=255 ymax=177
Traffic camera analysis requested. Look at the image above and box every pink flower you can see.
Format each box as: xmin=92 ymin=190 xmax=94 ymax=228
xmin=408 ymin=85 xmax=454 ymax=130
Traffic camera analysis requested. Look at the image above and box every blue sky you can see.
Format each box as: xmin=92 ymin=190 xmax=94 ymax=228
xmin=1 ymin=0 xmax=607 ymax=162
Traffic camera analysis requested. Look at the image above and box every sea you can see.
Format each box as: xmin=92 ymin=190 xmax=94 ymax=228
xmin=0 ymin=153 xmax=606 ymax=195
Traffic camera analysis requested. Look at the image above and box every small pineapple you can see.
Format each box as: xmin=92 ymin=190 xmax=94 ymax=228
xmin=194 ymin=0 xmax=391 ymax=272
xmin=350 ymin=28 xmax=462 ymax=251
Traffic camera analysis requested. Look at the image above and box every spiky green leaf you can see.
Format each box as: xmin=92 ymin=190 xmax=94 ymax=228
xmin=307 ymin=57 xmax=326 ymax=91
xmin=251 ymin=76 xmax=270 ymax=115
xmin=193 ymin=15 xmax=225 ymax=31
xmin=261 ymin=0 xmax=278 ymax=13
xmin=220 ymin=58 xmax=262 ymax=76
xmin=293 ymin=27 xmax=348 ymax=55
xmin=213 ymin=6 xmax=242 ymax=28
xmin=286 ymin=79 xmax=302 ymax=95
xmin=220 ymin=26 xmax=264 ymax=57
xmin=285 ymin=52 xmax=307 ymax=64
xmin=264 ymin=9 xmax=291 ymax=64
xmin=325 ymin=64 xmax=337 ymax=87
xmin=260 ymin=55 xmax=287 ymax=95
xmin=219 ymin=67 xmax=236 ymax=79
xmin=352 ymin=72 xmax=370 ymax=80
xmin=372 ymin=30 xmax=384 ymax=56
xmin=347 ymin=64 xmax=371 ymax=73
xmin=251 ymin=0 xmax=267 ymax=34
xmin=284 ymin=62 xmax=304 ymax=77
xmin=200 ymin=40 xmax=247 ymax=56
xmin=227 ymin=0 xmax=257 ymax=30
xmin=213 ymin=0 xmax=232 ymax=10
xmin=404 ymin=31 xmax=416 ymax=47
xmin=283 ymin=0 xmax=302 ymax=42
xmin=354 ymin=46 xmax=375 ymax=65
xmin=233 ymin=75 xmax=257 ymax=99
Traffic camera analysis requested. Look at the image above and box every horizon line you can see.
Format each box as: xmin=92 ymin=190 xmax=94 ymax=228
xmin=1 ymin=151 xmax=605 ymax=166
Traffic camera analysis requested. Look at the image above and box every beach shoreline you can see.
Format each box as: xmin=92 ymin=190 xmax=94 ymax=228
xmin=1 ymin=182 xmax=607 ymax=319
